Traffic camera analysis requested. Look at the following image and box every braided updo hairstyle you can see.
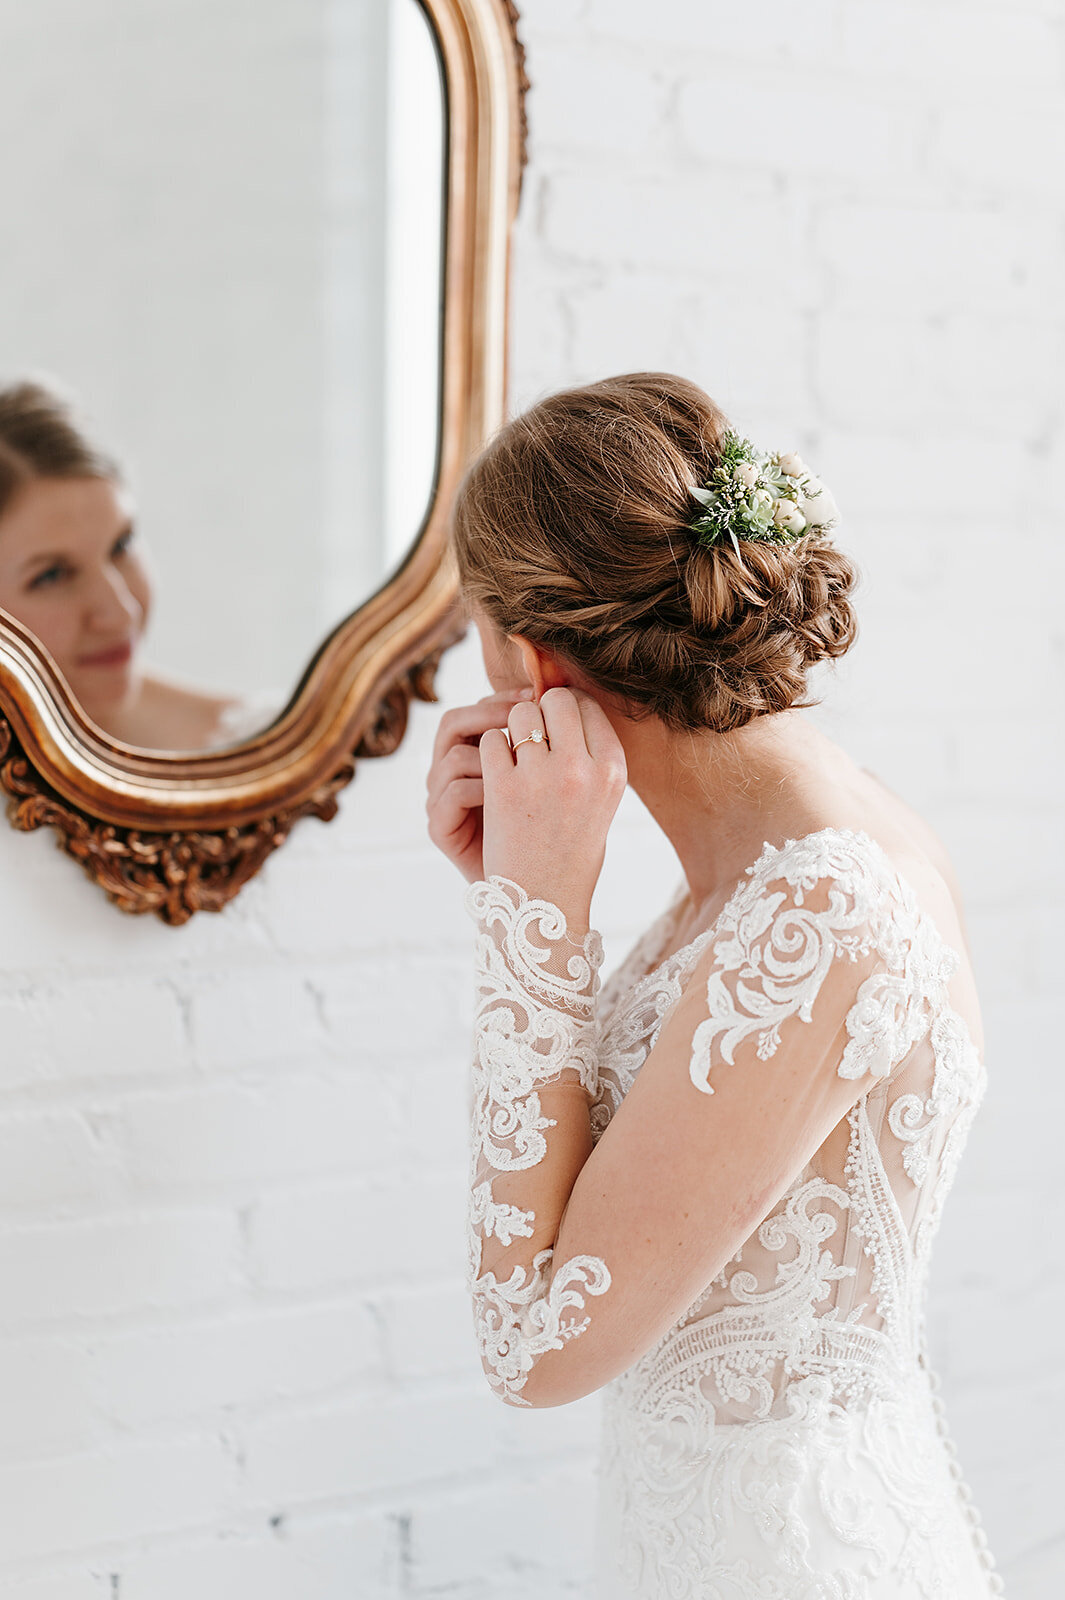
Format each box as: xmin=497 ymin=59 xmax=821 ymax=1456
xmin=450 ymin=372 xmax=858 ymax=734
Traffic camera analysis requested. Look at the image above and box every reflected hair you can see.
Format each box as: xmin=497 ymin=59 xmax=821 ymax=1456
xmin=450 ymin=371 xmax=858 ymax=734
xmin=0 ymin=379 xmax=121 ymax=520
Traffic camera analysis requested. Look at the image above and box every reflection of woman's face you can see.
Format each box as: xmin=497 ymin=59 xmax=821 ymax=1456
xmin=0 ymin=476 xmax=152 ymax=719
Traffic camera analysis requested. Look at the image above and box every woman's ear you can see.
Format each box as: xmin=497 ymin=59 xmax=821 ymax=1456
xmin=510 ymin=634 xmax=572 ymax=699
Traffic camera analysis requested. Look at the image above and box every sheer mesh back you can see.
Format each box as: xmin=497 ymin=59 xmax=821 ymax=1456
xmin=593 ymin=832 xmax=986 ymax=1429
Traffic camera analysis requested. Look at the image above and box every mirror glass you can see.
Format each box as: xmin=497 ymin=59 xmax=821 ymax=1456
xmin=0 ymin=0 xmax=445 ymax=752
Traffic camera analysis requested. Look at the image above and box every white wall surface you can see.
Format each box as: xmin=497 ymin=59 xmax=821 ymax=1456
xmin=0 ymin=1 xmax=1063 ymax=1597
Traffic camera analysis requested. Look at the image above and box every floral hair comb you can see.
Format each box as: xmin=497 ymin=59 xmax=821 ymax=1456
xmin=687 ymin=432 xmax=840 ymax=556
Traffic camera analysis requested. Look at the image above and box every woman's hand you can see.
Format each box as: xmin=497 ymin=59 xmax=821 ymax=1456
xmin=479 ymin=687 xmax=628 ymax=929
xmin=426 ymin=689 xmax=531 ymax=883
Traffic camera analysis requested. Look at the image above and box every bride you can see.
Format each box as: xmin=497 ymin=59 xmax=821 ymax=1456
xmin=425 ymin=373 xmax=1003 ymax=1597
xmin=0 ymin=379 xmax=276 ymax=751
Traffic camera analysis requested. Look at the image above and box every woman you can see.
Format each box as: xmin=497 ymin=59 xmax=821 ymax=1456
xmin=426 ymin=374 xmax=1002 ymax=1597
xmin=0 ymin=379 xmax=273 ymax=750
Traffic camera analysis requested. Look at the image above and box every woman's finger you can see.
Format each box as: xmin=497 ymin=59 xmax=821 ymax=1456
xmin=479 ymin=724 xmax=516 ymax=783
xmin=568 ymin=689 xmax=626 ymax=771
xmin=428 ymin=776 xmax=485 ymax=840
xmin=432 ymin=692 xmax=528 ymax=767
xmin=426 ymin=741 xmax=483 ymax=807
xmin=505 ymin=699 xmax=550 ymax=758
xmin=536 ymin=686 xmax=590 ymax=757
xmin=431 ymin=694 xmax=512 ymax=766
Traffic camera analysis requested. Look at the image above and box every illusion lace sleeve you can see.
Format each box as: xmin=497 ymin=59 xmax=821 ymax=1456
xmin=463 ymin=836 xmax=950 ymax=1411
xmin=686 ymin=834 xmax=946 ymax=1094
xmin=464 ymin=875 xmax=611 ymax=1405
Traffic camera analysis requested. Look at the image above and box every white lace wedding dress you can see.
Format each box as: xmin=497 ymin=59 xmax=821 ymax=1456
xmin=465 ymin=827 xmax=1003 ymax=1599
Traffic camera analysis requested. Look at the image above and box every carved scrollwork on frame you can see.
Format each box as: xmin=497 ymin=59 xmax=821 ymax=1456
xmin=0 ymin=0 xmax=524 ymax=923
xmin=0 ymin=631 xmax=461 ymax=923
xmin=0 ymin=709 xmax=354 ymax=924
xmin=502 ymin=0 xmax=531 ymax=173
xmin=354 ymin=625 xmax=464 ymax=762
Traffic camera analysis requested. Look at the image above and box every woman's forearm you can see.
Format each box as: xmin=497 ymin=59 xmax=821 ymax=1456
xmin=465 ymin=876 xmax=610 ymax=1405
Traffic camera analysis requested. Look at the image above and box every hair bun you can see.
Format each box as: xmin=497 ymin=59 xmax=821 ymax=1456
xmin=452 ymin=372 xmax=859 ymax=733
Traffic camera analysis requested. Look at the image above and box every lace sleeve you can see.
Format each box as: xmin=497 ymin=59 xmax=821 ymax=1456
xmin=687 ymin=833 xmax=948 ymax=1094
xmin=461 ymin=838 xmax=954 ymax=1410
xmin=464 ymin=876 xmax=611 ymax=1406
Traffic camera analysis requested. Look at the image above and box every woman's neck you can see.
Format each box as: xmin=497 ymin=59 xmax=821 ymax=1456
xmin=95 ymin=671 xmax=234 ymax=751
xmin=616 ymin=709 xmax=850 ymax=910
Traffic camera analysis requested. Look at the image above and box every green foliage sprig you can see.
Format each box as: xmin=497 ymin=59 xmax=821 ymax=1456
xmin=686 ymin=432 xmax=839 ymax=556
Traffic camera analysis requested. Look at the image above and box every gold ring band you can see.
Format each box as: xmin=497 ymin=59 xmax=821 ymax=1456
xmin=509 ymin=728 xmax=549 ymax=752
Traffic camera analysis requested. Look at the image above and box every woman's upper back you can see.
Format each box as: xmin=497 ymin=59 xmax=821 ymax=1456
xmin=592 ymin=821 xmax=987 ymax=1426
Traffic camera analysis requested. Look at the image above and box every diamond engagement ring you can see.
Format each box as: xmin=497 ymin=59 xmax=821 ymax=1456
xmin=509 ymin=728 xmax=549 ymax=752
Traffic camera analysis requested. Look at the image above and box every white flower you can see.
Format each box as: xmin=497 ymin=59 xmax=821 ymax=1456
xmin=798 ymin=477 xmax=841 ymax=530
xmin=776 ymin=452 xmax=805 ymax=478
xmin=734 ymin=460 xmax=759 ymax=490
xmin=752 ymin=487 xmax=774 ymax=514
xmin=771 ymin=497 xmax=807 ymax=535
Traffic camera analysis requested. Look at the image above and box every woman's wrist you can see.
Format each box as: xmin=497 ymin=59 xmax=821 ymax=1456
xmin=473 ymin=872 xmax=593 ymax=941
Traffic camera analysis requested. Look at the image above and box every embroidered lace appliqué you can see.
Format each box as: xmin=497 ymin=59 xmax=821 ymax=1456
xmin=465 ymin=876 xmax=611 ymax=1405
xmin=687 ymin=830 xmax=958 ymax=1092
xmin=589 ymin=829 xmax=1002 ymax=1597
xmin=463 ymin=831 xmax=1001 ymax=1593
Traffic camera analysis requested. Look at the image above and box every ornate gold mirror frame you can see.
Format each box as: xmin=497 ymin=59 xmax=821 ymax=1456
xmin=0 ymin=0 xmax=527 ymax=924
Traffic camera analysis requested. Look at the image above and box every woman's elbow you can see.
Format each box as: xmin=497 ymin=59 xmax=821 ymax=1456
xmin=498 ymin=1357 xmax=600 ymax=1409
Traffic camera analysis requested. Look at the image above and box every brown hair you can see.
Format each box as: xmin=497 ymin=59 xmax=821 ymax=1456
xmin=0 ymin=380 xmax=120 ymax=520
xmin=451 ymin=372 xmax=857 ymax=734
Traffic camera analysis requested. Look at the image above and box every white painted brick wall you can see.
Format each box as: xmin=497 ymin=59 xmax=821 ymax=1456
xmin=1 ymin=1 xmax=1062 ymax=1595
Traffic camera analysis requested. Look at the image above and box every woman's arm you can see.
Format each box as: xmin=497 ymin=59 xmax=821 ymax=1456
xmin=457 ymin=686 xmax=627 ymax=1404
xmin=465 ymin=876 xmax=610 ymax=1403
xmin=466 ymin=835 xmax=919 ymax=1409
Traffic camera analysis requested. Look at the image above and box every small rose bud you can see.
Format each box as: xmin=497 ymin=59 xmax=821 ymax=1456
xmin=772 ymin=498 xmax=807 ymax=535
xmin=734 ymin=460 xmax=759 ymax=490
xmin=799 ymin=479 xmax=841 ymax=529
xmin=777 ymin=452 xmax=805 ymax=478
